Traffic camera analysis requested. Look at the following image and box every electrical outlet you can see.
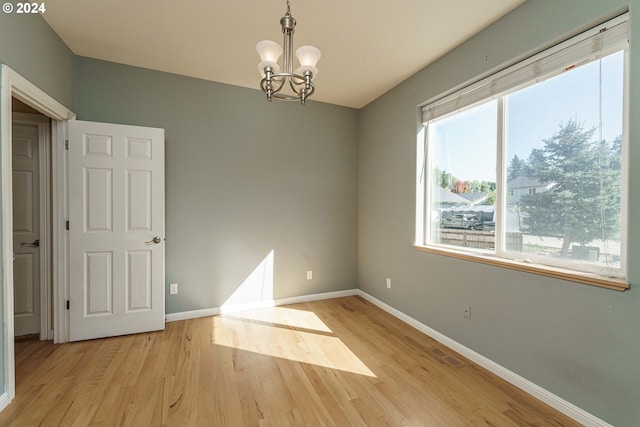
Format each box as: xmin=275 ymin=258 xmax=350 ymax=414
xmin=463 ymin=305 xmax=471 ymax=319
xmin=386 ymin=278 xmax=392 ymax=289
xmin=170 ymin=283 xmax=178 ymax=295
xmin=307 ymin=271 xmax=313 ymax=280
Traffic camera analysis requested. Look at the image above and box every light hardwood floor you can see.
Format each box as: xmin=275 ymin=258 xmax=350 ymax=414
xmin=1 ymin=296 xmax=580 ymax=426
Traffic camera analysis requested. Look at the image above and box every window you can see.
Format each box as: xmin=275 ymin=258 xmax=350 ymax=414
xmin=416 ymin=14 xmax=629 ymax=285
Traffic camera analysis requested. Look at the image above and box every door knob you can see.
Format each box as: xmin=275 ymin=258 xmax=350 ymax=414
xmin=20 ymin=239 xmax=40 ymax=248
xmin=145 ymin=237 xmax=162 ymax=244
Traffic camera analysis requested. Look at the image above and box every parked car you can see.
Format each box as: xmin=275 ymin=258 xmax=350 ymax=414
xmin=440 ymin=214 xmax=482 ymax=230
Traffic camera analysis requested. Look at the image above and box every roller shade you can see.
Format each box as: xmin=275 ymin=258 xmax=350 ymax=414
xmin=422 ymin=13 xmax=629 ymax=123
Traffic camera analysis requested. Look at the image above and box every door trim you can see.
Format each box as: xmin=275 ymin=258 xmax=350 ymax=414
xmin=0 ymin=65 xmax=75 ymax=412
xmin=12 ymin=113 xmax=51 ymax=340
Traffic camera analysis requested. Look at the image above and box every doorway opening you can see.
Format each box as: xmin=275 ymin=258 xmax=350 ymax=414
xmin=12 ymin=98 xmax=52 ymax=341
xmin=1 ymin=65 xmax=75 ymax=412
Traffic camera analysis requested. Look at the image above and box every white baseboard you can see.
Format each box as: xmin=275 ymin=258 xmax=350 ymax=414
xmin=356 ymin=290 xmax=612 ymax=427
xmin=165 ymin=306 xmax=220 ymax=322
xmin=164 ymin=288 xmax=359 ymax=322
xmin=0 ymin=392 xmax=10 ymax=413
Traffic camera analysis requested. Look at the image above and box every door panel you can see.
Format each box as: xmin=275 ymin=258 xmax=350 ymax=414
xmin=84 ymin=167 xmax=113 ymax=232
xmin=68 ymin=120 xmax=165 ymax=341
xmin=84 ymin=251 xmax=113 ymax=316
xmin=13 ymin=254 xmax=34 ymax=316
xmin=126 ymin=250 xmax=152 ymax=311
xmin=126 ymin=170 xmax=152 ymax=231
xmin=12 ymin=123 xmax=40 ymax=336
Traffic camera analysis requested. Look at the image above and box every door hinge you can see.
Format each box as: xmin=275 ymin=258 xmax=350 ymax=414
xmin=65 ymin=139 xmax=69 ymax=150
xmin=66 ymin=300 xmax=70 ymax=310
xmin=66 ymin=220 xmax=69 ymax=230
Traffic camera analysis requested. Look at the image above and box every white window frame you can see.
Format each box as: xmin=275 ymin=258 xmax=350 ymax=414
xmin=414 ymin=14 xmax=630 ymax=291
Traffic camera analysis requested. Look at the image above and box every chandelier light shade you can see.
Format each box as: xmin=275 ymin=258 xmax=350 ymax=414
xmin=256 ymin=0 xmax=321 ymax=104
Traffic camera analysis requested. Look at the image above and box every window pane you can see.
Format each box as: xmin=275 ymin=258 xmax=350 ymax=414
xmin=504 ymin=51 xmax=624 ymax=273
xmin=428 ymin=101 xmax=497 ymax=250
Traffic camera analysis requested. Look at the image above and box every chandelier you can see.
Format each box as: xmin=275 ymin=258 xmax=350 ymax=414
xmin=256 ymin=0 xmax=321 ymax=104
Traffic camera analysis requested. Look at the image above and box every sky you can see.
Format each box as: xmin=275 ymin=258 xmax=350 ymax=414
xmin=429 ymin=50 xmax=624 ymax=183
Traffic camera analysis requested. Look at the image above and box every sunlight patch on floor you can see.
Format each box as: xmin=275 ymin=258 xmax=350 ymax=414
xmin=213 ymin=307 xmax=376 ymax=377
xmin=226 ymin=306 xmax=333 ymax=333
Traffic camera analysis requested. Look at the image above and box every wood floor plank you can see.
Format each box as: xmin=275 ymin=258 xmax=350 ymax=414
xmin=1 ymin=296 xmax=580 ymax=427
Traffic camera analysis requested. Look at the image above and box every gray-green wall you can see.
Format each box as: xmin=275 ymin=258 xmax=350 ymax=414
xmin=75 ymin=57 xmax=359 ymax=314
xmin=0 ymin=12 xmax=75 ymax=110
xmin=358 ymin=0 xmax=639 ymax=425
xmin=0 ymin=12 xmax=75 ymax=397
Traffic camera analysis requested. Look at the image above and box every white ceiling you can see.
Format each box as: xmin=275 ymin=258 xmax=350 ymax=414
xmin=42 ymin=0 xmax=524 ymax=109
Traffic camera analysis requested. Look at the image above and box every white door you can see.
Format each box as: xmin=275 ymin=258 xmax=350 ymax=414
xmin=12 ymin=123 xmax=41 ymax=337
xmin=68 ymin=120 xmax=165 ymax=341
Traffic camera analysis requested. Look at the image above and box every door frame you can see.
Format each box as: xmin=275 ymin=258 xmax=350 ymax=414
xmin=12 ymin=112 xmax=51 ymax=340
xmin=0 ymin=65 xmax=75 ymax=411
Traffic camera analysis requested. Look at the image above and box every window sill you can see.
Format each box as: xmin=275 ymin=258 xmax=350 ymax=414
xmin=412 ymin=245 xmax=630 ymax=292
